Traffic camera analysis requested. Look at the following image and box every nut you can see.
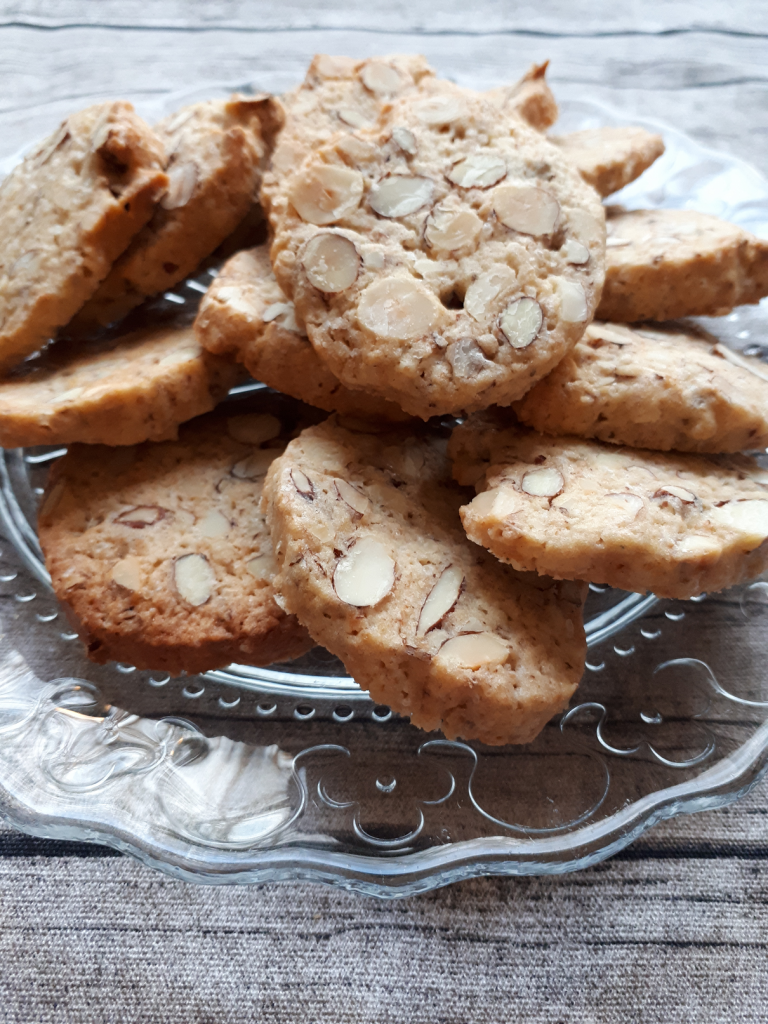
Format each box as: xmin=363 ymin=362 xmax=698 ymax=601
xmin=110 ymin=556 xmax=141 ymax=592
xmin=391 ymin=126 xmax=417 ymax=155
xmin=561 ymin=239 xmax=590 ymax=265
xmin=467 ymin=487 xmax=522 ymax=519
xmin=261 ymin=301 xmax=300 ymax=333
xmin=678 ymin=535 xmax=721 ymax=558
xmin=335 ymin=479 xmax=370 ymax=515
xmin=198 ymin=509 xmax=230 ymax=538
xmin=569 ymin=209 xmax=605 ymax=247
xmin=710 ymin=499 xmax=768 ymax=548
xmin=357 ymin=278 xmax=444 ymax=341
xmin=493 ymin=185 xmax=559 ymax=235
xmin=446 ymin=338 xmax=491 ymax=380
xmin=713 ymin=343 xmax=768 ymax=384
xmin=499 ymin=297 xmax=543 ymax=349
xmin=289 ymin=164 xmax=364 ymax=225
xmin=463 ymin=266 xmax=517 ymax=322
xmin=655 ymin=484 xmax=696 ymax=503
xmin=606 ymin=237 xmax=632 ymax=248
xmin=361 ymin=61 xmax=404 ymax=95
xmin=246 ymin=553 xmax=276 ymax=580
xmin=231 ymin=450 xmax=276 ymax=480
xmin=161 ymin=162 xmax=198 ymax=210
xmin=337 ymin=107 xmax=369 ymax=129
xmin=174 ymin=553 xmax=214 ymax=606
xmin=603 ymin=492 xmax=644 ymax=517
xmin=425 ymin=204 xmax=482 ymax=252
xmin=415 ymin=95 xmax=466 ymax=126
xmin=302 ymin=233 xmax=360 ymax=293
xmin=227 ymin=413 xmax=281 ymax=446
xmin=333 ymin=537 xmax=395 ymax=607
xmin=521 ymin=466 xmax=564 ymax=497
xmin=434 ymin=632 xmax=509 ymax=670
xmin=555 ymin=278 xmax=588 ymax=323
xmin=417 ymin=565 xmax=464 ymax=635
xmin=448 ymin=152 xmax=507 ymax=189
xmin=291 ymin=468 xmax=314 ymax=499
xmin=369 ymin=175 xmax=434 ymax=218
xmin=114 ymin=505 xmax=168 ymax=529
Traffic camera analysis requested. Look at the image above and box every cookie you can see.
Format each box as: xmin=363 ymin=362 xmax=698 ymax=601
xmin=0 ymin=323 xmax=239 ymax=448
xmin=451 ymin=413 xmax=768 ymax=599
xmin=270 ymin=80 xmax=606 ymax=419
xmin=514 ymin=321 xmax=768 ymax=453
xmin=597 ymin=208 xmax=768 ymax=321
xmin=552 ymin=127 xmax=665 ymax=197
xmin=38 ymin=401 xmax=316 ymax=675
xmin=262 ymin=418 xmax=587 ymax=746
xmin=194 ymin=246 xmax=409 ymax=421
xmin=260 ymin=54 xmax=435 ymax=215
xmin=0 ymin=101 xmax=167 ymax=372
xmin=70 ymin=95 xmax=282 ymax=331
xmin=485 ymin=61 xmax=559 ymax=132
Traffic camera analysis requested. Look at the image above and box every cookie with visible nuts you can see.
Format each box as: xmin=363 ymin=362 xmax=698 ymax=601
xmin=269 ymin=80 xmax=606 ymax=419
xmin=0 ymin=322 xmax=240 ymax=448
xmin=262 ymin=417 xmax=588 ymax=746
xmin=70 ymin=95 xmax=282 ymax=331
xmin=194 ymin=245 xmax=409 ymax=421
xmin=451 ymin=412 xmax=768 ymax=598
xmin=598 ymin=208 xmax=768 ymax=321
xmin=38 ymin=399 xmax=317 ymax=674
xmin=0 ymin=101 xmax=167 ymax=371
xmin=551 ymin=126 xmax=665 ymax=197
xmin=513 ymin=321 xmax=768 ymax=453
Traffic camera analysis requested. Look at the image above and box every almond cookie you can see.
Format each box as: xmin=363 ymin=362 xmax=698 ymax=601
xmin=270 ymin=81 xmax=606 ymax=419
xmin=552 ymin=127 xmax=665 ymax=197
xmin=0 ymin=101 xmax=167 ymax=371
xmin=70 ymin=95 xmax=282 ymax=331
xmin=514 ymin=321 xmax=768 ymax=453
xmin=0 ymin=323 xmax=239 ymax=448
xmin=451 ymin=413 xmax=768 ymax=599
xmin=485 ymin=61 xmax=559 ymax=132
xmin=598 ymin=208 xmax=768 ymax=321
xmin=39 ymin=401 xmax=316 ymax=675
xmin=262 ymin=418 xmax=587 ymax=746
xmin=194 ymin=246 xmax=409 ymax=421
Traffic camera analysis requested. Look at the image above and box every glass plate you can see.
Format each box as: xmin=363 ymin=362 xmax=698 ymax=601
xmin=1 ymin=84 xmax=768 ymax=898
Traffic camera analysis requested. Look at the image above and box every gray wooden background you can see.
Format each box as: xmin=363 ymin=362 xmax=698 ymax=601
xmin=2 ymin=2 xmax=768 ymax=1021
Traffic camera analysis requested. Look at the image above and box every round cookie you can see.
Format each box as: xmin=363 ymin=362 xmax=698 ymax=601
xmin=194 ymin=246 xmax=410 ymax=421
xmin=39 ymin=399 xmax=316 ymax=675
xmin=270 ymin=80 xmax=606 ymax=419
xmin=451 ymin=412 xmax=768 ymax=599
xmin=262 ymin=417 xmax=587 ymax=746
xmin=0 ymin=323 xmax=239 ymax=448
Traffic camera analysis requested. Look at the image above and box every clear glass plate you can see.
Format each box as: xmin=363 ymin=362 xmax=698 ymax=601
xmin=1 ymin=84 xmax=768 ymax=897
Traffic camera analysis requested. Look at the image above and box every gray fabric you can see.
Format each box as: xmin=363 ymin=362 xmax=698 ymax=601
xmin=2 ymin=3 xmax=768 ymax=1021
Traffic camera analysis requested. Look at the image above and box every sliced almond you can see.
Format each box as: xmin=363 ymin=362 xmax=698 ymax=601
xmin=446 ymin=338 xmax=491 ymax=380
xmin=555 ymin=278 xmax=588 ymax=323
xmin=161 ymin=162 xmax=198 ymax=210
xmin=415 ymin=95 xmax=466 ymax=126
xmin=710 ymin=499 xmax=768 ymax=548
xmin=464 ymin=265 xmax=517 ymax=322
xmin=606 ymin=237 xmax=632 ymax=249
xmin=114 ymin=505 xmax=168 ymax=529
xmin=468 ymin=488 xmax=521 ymax=519
xmin=231 ymin=450 xmax=276 ymax=480
xmin=434 ymin=632 xmax=508 ymax=671
xmin=110 ymin=556 xmax=141 ymax=592
xmin=174 ymin=553 xmax=214 ymax=607
xmin=289 ymin=164 xmax=364 ymax=225
xmin=562 ymin=238 xmax=590 ymax=265
xmin=494 ymin=185 xmax=559 ymax=235
xmin=335 ymin=479 xmax=369 ymax=515
xmin=357 ymin=278 xmax=443 ymax=341
xmin=198 ymin=509 xmax=230 ymax=539
xmin=448 ymin=152 xmax=507 ymax=189
xmin=678 ymin=535 xmax=721 ymax=558
xmin=227 ymin=413 xmax=282 ymax=446
xmin=361 ymin=61 xmax=404 ymax=95
xmin=369 ymin=175 xmax=434 ymax=218
xmin=499 ymin=297 xmax=543 ymax=349
xmin=333 ymin=537 xmax=395 ymax=607
xmin=603 ymin=492 xmax=644 ymax=518
xmin=337 ymin=107 xmax=369 ymax=129
xmin=246 ymin=553 xmax=276 ymax=581
xmin=521 ymin=466 xmax=564 ymax=497
xmin=713 ymin=343 xmax=768 ymax=384
xmin=655 ymin=484 xmax=696 ymax=503
xmin=302 ymin=233 xmax=360 ymax=293
xmin=291 ymin=468 xmax=314 ymax=499
xmin=391 ymin=126 xmax=417 ymax=155
xmin=425 ymin=205 xmax=482 ymax=252
xmin=417 ymin=565 xmax=464 ymax=636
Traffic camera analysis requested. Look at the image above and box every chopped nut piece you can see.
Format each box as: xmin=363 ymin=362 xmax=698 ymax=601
xmin=110 ymin=556 xmax=142 ymax=591
xmin=361 ymin=61 xmax=405 ymax=95
xmin=335 ymin=479 xmax=370 ymax=515
xmin=656 ymin=484 xmax=696 ymax=503
xmin=357 ymin=278 xmax=443 ymax=340
xmin=160 ymin=162 xmax=198 ymax=210
xmin=114 ymin=505 xmax=168 ymax=528
xmin=710 ymin=499 xmax=768 ymax=548
xmin=425 ymin=205 xmax=483 ymax=252
xmin=448 ymin=152 xmax=507 ymax=188
xmin=369 ymin=175 xmax=434 ymax=218
xmin=333 ymin=536 xmax=395 ymax=606
xmin=447 ymin=338 xmax=492 ymax=380
xmin=434 ymin=632 xmax=509 ymax=670
xmin=499 ymin=297 xmax=543 ymax=349
xmin=198 ymin=509 xmax=230 ymax=538
xmin=414 ymin=95 xmax=466 ymax=126
xmin=291 ymin=468 xmax=315 ymax=499
xmin=391 ymin=126 xmax=417 ymax=154
xmin=603 ymin=492 xmax=644 ymax=518
xmin=302 ymin=233 xmax=361 ymax=292
xmin=562 ymin=239 xmax=590 ymax=265
xmin=289 ymin=164 xmax=364 ymax=225
xmin=555 ymin=279 xmax=588 ymax=322
xmin=174 ymin=553 xmax=214 ymax=606
xmin=337 ymin=107 xmax=369 ymax=129
xmin=416 ymin=565 xmax=464 ymax=635
xmin=464 ymin=266 xmax=517 ymax=322
xmin=246 ymin=553 xmax=276 ymax=580
xmin=231 ymin=450 xmax=276 ymax=480
xmin=521 ymin=467 xmax=564 ymax=497
xmin=493 ymin=184 xmax=559 ymax=235
xmin=227 ymin=413 xmax=282 ymax=446
xmin=678 ymin=535 xmax=720 ymax=557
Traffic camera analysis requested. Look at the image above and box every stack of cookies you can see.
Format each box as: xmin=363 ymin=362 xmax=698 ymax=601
xmin=4 ymin=55 xmax=768 ymax=746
